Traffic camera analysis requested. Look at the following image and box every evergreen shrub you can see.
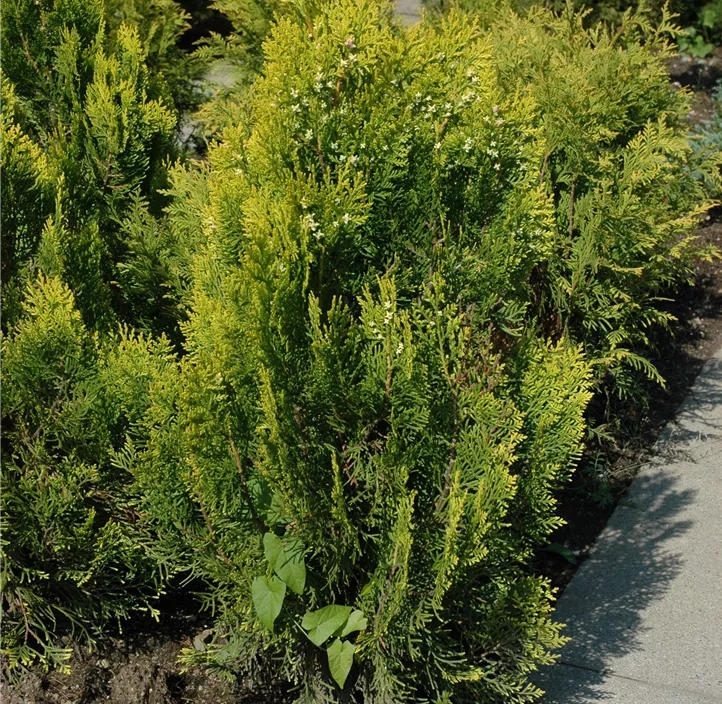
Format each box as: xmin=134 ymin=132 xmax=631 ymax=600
xmin=437 ymin=0 xmax=721 ymax=399
xmin=0 ymin=0 xmax=188 ymax=331
xmin=0 ymin=0 xmax=191 ymax=673
xmin=1 ymin=276 xmax=175 ymax=671
xmin=132 ymin=2 xmax=598 ymax=701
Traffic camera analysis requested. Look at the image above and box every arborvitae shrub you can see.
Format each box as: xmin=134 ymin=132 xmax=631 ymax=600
xmin=439 ymin=1 xmax=721 ymax=398
xmin=1 ymin=0 xmax=718 ymax=698
xmin=189 ymin=0 xmax=288 ymax=144
xmin=104 ymin=0 xmax=206 ymax=116
xmin=133 ymin=3 xmax=595 ymax=701
xmin=0 ymin=0 xmax=182 ymax=331
xmin=1 ymin=0 xmax=195 ymax=679
xmin=0 ymin=78 xmax=55 ymax=323
xmin=0 ymin=276 xmax=175 ymax=672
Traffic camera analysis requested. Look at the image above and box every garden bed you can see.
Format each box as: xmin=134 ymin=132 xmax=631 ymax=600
xmin=3 ymin=3 xmax=722 ymax=701
xmin=5 ymin=130 xmax=722 ymax=704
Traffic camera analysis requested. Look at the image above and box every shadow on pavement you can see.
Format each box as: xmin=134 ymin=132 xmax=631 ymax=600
xmin=536 ymin=467 xmax=697 ymax=702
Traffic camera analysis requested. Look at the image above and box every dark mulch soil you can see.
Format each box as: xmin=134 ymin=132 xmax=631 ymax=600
xmin=4 ymin=57 xmax=722 ymax=704
xmin=0 ymin=593 xmax=287 ymax=704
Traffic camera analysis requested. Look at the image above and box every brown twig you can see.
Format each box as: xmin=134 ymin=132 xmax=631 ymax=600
xmin=539 ymin=150 xmax=552 ymax=186
xmin=229 ymin=434 xmax=267 ymax=532
xmin=568 ymin=178 xmax=576 ymax=238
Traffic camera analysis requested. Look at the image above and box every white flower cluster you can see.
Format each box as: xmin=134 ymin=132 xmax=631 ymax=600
xmin=302 ymin=212 xmax=324 ymax=241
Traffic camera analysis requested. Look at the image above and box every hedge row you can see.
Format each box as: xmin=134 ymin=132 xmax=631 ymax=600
xmin=1 ymin=1 xmax=719 ymax=701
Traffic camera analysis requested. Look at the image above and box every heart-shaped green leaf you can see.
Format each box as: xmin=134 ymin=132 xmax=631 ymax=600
xmin=263 ymin=532 xmax=306 ymax=595
xmin=339 ymin=609 xmax=367 ymax=638
xmin=301 ymin=604 xmax=352 ymax=646
xmin=252 ymin=575 xmax=285 ymax=632
xmin=327 ymin=638 xmax=355 ymax=688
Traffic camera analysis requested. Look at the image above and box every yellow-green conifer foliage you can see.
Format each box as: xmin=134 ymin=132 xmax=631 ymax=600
xmin=1 ymin=276 xmax=176 ymax=672
xmin=134 ymin=3 xmax=594 ymax=700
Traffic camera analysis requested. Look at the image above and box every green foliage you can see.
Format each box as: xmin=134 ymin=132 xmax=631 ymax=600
xmin=0 ymin=276 xmax=174 ymax=673
xmin=0 ymin=0 xmax=198 ymax=679
xmin=0 ymin=0 xmax=185 ymax=332
xmin=696 ymin=81 xmax=722 ymax=187
xmin=134 ymin=3 xmax=598 ymax=700
xmin=0 ymin=78 xmax=55 ymax=323
xmin=442 ymin=1 xmax=720 ymax=398
xmin=104 ymin=0 xmax=206 ymax=114
xmin=2 ymin=0 xmax=718 ymax=699
xmin=679 ymin=0 xmax=722 ymax=59
xmin=188 ymin=0 xmax=288 ymax=144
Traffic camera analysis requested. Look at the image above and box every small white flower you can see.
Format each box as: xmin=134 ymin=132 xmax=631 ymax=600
xmin=463 ymin=138 xmax=473 ymax=153
xmin=384 ymin=301 xmax=392 ymax=310
xmin=305 ymin=129 xmax=313 ymax=139
xmin=316 ymin=71 xmax=324 ymax=81
xmin=339 ymin=154 xmax=347 ymax=162
xmin=331 ymin=142 xmax=338 ymax=150
xmin=396 ymin=342 xmax=404 ymax=355
xmin=327 ymin=79 xmax=335 ymax=88
xmin=492 ymin=104 xmax=500 ymax=115
xmin=434 ymin=142 xmax=442 ymax=150
xmin=384 ymin=311 xmax=393 ymax=325
xmin=349 ymin=154 xmax=359 ymax=165
xmin=340 ymin=58 xmax=348 ymax=68
xmin=495 ymin=163 xmax=501 ymax=170
xmin=382 ymin=144 xmax=389 ymax=151
xmin=291 ymin=104 xmax=301 ymax=113
xmin=342 ymin=213 xmax=351 ymax=224
xmin=345 ymin=35 xmax=356 ymax=49
xmin=290 ymin=88 xmax=299 ymax=98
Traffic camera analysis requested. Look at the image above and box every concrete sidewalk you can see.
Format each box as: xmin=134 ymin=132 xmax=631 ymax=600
xmin=395 ymin=0 xmax=423 ymax=26
xmin=536 ymin=345 xmax=722 ymax=702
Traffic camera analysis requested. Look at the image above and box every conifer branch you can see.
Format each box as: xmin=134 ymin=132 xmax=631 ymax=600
xmin=229 ymin=434 xmax=267 ymax=533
